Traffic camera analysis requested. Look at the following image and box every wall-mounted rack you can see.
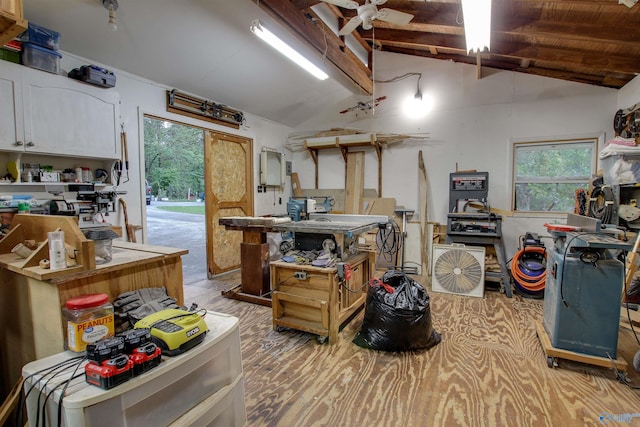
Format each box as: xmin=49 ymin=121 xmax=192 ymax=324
xmin=304 ymin=132 xmax=383 ymax=196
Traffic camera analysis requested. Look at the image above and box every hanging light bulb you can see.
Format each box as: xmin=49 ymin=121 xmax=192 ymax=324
xmin=403 ymin=75 xmax=433 ymax=119
xmin=404 ymin=92 xmax=433 ymax=119
xmin=103 ymin=0 xmax=118 ymax=31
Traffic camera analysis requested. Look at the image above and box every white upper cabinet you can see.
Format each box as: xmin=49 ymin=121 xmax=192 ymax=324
xmin=0 ymin=61 xmax=24 ymax=152
xmin=0 ymin=60 xmax=120 ymax=159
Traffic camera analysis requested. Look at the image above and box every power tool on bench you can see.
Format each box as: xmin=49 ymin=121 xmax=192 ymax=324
xmin=287 ymin=196 xmax=334 ymax=221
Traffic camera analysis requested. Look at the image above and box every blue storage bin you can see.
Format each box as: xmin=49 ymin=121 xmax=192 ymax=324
xmin=21 ymin=42 xmax=61 ymax=74
xmin=20 ymin=22 xmax=60 ymax=51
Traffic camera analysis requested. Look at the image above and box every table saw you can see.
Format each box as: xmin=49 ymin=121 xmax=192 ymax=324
xmin=272 ymin=213 xmax=388 ymax=261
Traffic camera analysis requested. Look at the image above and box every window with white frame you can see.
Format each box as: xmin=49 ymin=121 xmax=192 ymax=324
xmin=512 ymin=137 xmax=598 ymax=212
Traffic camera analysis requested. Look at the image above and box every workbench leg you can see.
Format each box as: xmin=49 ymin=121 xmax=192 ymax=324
xmin=493 ymin=240 xmax=512 ymax=298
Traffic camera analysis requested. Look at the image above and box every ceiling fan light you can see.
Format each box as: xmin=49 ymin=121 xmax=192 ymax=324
xmin=250 ymin=19 xmax=329 ymax=80
xmin=461 ymin=0 xmax=491 ymax=54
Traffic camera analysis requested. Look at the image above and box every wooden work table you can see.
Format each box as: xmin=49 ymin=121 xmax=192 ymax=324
xmin=270 ymin=251 xmax=375 ymax=344
xmin=0 ymin=215 xmax=187 ymax=402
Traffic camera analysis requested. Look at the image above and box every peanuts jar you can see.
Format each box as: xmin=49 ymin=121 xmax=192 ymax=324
xmin=63 ymin=293 xmax=114 ymax=352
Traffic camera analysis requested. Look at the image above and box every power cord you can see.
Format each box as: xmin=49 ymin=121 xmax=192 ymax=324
xmin=588 ymin=185 xmax=615 ymax=224
xmin=376 ymin=219 xmax=400 ymax=263
xmin=55 ymin=357 xmax=87 ymax=427
xmin=558 ymin=232 xmax=608 ymax=308
xmin=16 ymin=355 xmax=84 ymax=427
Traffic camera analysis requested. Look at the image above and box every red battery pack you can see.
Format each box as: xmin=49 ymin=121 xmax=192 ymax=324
xmin=85 ymin=354 xmax=133 ymax=389
xmin=130 ymin=342 xmax=162 ymax=376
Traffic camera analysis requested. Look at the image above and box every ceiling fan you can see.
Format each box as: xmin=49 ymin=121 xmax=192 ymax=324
xmin=321 ymin=0 xmax=415 ymax=36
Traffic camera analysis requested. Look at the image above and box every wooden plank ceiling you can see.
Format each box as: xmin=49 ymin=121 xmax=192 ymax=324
xmin=254 ymin=0 xmax=640 ymax=94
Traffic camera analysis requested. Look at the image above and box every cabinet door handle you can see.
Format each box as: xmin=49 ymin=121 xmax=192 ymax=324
xmin=15 ymin=141 xmax=23 ymax=146
xmin=26 ymin=141 xmax=34 ymax=147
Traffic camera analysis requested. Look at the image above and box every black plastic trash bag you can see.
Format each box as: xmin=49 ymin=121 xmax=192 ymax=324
xmin=353 ymin=270 xmax=441 ymax=351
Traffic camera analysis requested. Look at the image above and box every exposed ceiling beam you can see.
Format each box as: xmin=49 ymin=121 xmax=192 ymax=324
xmin=253 ymin=0 xmax=373 ymax=94
xmin=384 ymin=46 xmax=631 ymax=88
xmin=365 ymin=28 xmax=640 ymax=75
xmin=266 ymin=1 xmax=640 ymax=91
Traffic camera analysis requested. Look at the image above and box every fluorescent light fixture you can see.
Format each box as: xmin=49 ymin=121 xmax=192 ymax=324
xmin=461 ymin=0 xmax=491 ymax=54
xmin=619 ymin=0 xmax=638 ymax=8
xmin=250 ymin=19 xmax=329 ymax=80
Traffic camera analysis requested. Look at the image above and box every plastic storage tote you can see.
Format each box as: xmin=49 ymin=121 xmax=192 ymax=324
xmin=21 ymin=42 xmax=61 ymax=74
xmin=19 ymin=22 xmax=60 ymax=50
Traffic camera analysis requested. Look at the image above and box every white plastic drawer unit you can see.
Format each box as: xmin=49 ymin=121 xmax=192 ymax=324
xmin=22 ymin=311 xmax=246 ymax=427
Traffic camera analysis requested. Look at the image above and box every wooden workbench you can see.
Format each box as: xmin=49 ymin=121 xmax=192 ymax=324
xmin=0 ymin=221 xmax=187 ymax=402
xmin=270 ymin=251 xmax=375 ymax=344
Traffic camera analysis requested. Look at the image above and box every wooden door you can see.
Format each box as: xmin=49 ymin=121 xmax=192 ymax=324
xmin=204 ymin=131 xmax=253 ymax=276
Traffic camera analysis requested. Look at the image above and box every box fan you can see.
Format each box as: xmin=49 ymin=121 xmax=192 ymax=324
xmin=431 ymin=244 xmax=485 ymax=297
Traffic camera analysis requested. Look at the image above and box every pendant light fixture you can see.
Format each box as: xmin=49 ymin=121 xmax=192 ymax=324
xmin=103 ymin=0 xmax=118 ymax=32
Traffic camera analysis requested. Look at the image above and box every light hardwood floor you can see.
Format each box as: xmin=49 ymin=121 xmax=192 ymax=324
xmin=185 ymin=272 xmax=640 ymax=427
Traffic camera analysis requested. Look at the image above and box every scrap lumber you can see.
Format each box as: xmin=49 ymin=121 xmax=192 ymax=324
xmin=344 ymin=152 xmax=365 ymax=214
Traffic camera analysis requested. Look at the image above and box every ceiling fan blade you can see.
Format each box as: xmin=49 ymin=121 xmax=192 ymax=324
xmin=376 ymin=8 xmax=414 ymax=25
xmin=371 ymin=0 xmax=387 ymax=5
xmin=321 ymin=0 xmax=360 ymax=9
xmin=338 ymin=16 xmax=363 ymax=35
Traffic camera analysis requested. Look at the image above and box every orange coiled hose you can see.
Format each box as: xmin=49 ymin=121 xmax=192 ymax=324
xmin=511 ymin=247 xmax=546 ymax=292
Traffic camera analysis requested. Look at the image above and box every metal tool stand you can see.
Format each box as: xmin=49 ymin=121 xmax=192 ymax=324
xmin=393 ymin=208 xmax=417 ymax=274
xmin=446 ymin=213 xmax=512 ymax=297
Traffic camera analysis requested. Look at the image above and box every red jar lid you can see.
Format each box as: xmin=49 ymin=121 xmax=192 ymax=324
xmin=65 ymin=293 xmax=109 ymax=310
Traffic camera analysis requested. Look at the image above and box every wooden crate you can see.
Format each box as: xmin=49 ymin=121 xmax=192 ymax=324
xmin=270 ymin=251 xmax=374 ymax=343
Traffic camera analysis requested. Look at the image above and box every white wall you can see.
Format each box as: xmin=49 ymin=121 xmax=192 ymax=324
xmin=53 ymin=48 xmax=628 ymax=265
xmin=618 ymin=75 xmax=640 ymax=110
xmin=292 ymin=52 xmax=619 ymax=268
xmin=60 ymin=52 xmax=292 ymax=242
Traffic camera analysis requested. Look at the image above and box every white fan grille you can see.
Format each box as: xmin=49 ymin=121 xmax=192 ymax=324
xmin=432 ymin=245 xmax=485 ymax=297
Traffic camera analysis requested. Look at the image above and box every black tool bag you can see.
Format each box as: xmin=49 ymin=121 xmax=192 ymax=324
xmin=353 ymin=270 xmax=441 ymax=352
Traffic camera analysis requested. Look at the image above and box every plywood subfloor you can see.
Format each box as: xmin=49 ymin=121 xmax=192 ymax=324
xmin=185 ymin=274 xmax=640 ymax=426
